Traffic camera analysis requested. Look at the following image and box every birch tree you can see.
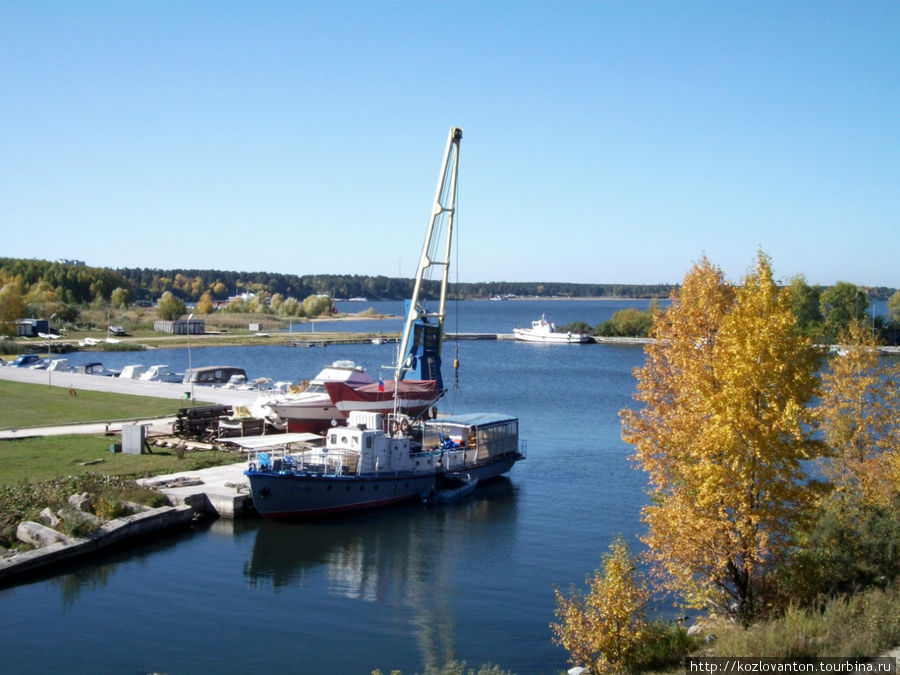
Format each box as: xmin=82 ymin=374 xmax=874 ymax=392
xmin=621 ymin=253 xmax=823 ymax=623
xmin=552 ymin=537 xmax=649 ymax=674
xmin=818 ymin=321 xmax=900 ymax=507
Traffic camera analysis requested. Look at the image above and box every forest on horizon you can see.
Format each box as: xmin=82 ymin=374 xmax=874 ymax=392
xmin=2 ymin=257 xmax=896 ymax=306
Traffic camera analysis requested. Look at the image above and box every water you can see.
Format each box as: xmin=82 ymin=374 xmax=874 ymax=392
xmin=0 ymin=300 xmax=652 ymax=674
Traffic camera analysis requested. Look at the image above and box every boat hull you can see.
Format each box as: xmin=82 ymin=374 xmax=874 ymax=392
xmin=245 ymin=452 xmax=521 ymax=519
xmin=267 ymin=397 xmax=343 ymax=433
xmin=513 ymin=329 xmax=591 ymax=344
xmin=245 ymin=471 xmax=438 ymax=519
xmin=324 ymin=379 xmax=442 ymax=417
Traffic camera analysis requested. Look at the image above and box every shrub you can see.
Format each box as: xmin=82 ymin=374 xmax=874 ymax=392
xmin=551 ymin=536 xmax=650 ymax=673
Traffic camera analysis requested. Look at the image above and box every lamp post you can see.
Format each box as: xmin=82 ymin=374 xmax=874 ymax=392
xmin=187 ymin=313 xmax=194 ymax=403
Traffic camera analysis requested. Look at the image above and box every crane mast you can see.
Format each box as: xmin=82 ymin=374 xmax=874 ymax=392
xmin=394 ymin=127 xmax=462 ymax=385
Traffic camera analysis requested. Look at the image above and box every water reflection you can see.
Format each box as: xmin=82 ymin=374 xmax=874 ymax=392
xmin=245 ymin=479 xmax=518 ymax=592
xmin=245 ymin=479 xmax=519 ymax=670
xmin=40 ymin=524 xmax=207 ymax=609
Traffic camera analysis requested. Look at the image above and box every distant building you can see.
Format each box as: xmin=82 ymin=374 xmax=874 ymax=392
xmin=153 ymin=318 xmax=205 ymax=335
xmin=17 ymin=319 xmax=49 ymax=337
xmin=55 ymin=259 xmax=86 ymax=266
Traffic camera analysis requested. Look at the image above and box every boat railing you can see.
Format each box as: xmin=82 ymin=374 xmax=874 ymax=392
xmin=247 ymin=446 xmax=360 ymax=477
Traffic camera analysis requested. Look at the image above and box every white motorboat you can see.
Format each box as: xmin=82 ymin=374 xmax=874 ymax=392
xmin=513 ymin=315 xmax=591 ymax=344
xmin=139 ymin=365 xmax=183 ymax=383
xmin=260 ymin=360 xmax=375 ymax=433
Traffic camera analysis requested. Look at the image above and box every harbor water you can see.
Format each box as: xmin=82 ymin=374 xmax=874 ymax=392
xmin=1 ymin=300 xmax=655 ymax=674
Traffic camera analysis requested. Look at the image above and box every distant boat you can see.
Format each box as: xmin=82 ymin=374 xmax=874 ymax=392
xmin=513 ymin=315 xmax=591 ymax=344
xmin=77 ymin=361 xmax=119 ymax=376
xmin=139 ymin=365 xmax=183 ymax=382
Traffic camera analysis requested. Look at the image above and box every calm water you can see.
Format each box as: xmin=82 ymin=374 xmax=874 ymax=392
xmin=1 ymin=300 xmax=652 ymax=674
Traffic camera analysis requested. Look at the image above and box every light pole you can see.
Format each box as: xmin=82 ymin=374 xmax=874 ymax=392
xmin=187 ymin=312 xmax=194 ymax=403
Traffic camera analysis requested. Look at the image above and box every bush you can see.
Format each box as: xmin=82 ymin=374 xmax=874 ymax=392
xmin=780 ymin=493 xmax=900 ymax=602
xmin=552 ymin=536 xmax=650 ymax=673
xmin=709 ymin=584 xmax=900 ymax=659
xmin=630 ymin=620 xmax=699 ymax=672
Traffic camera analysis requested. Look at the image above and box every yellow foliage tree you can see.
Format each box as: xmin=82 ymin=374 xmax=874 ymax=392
xmin=818 ymin=321 xmax=900 ymax=506
xmin=0 ymin=282 xmax=25 ymax=334
xmin=621 ymin=253 xmax=823 ymax=623
xmin=195 ymin=291 xmax=215 ymax=315
xmin=551 ymin=536 xmax=649 ymax=674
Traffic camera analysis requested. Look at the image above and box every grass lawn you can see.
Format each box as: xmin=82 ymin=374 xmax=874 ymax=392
xmin=0 ymin=379 xmax=195 ymax=429
xmin=0 ymin=434 xmax=241 ymax=486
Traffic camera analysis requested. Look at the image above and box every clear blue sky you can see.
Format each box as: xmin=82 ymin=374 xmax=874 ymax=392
xmin=2 ymin=1 xmax=897 ymax=287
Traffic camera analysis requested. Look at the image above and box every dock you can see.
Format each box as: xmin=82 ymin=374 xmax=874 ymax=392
xmin=138 ymin=461 xmax=254 ymax=519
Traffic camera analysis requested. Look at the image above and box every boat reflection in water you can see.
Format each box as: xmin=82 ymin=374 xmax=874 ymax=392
xmin=244 ymin=479 xmax=518 ymax=671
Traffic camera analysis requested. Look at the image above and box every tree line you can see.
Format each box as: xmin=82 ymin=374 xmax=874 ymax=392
xmin=1 ymin=258 xmax=898 ymax=343
xmin=562 ymin=277 xmax=900 ymax=345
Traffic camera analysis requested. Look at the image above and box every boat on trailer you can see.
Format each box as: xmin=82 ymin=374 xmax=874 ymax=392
xmin=259 ymin=360 xmax=375 ymax=433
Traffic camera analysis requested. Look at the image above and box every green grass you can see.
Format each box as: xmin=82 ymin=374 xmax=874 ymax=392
xmin=708 ymin=584 xmax=900 ymax=658
xmin=0 ymin=434 xmax=241 ymax=486
xmin=0 ymin=379 xmax=192 ymax=429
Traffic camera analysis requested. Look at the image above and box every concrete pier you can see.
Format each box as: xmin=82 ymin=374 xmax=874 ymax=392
xmin=138 ymin=462 xmax=254 ymax=519
xmin=0 ymin=503 xmax=196 ymax=585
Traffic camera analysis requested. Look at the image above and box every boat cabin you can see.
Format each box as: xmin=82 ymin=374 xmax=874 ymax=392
xmin=424 ymin=413 xmax=520 ymax=472
xmin=183 ymin=366 xmax=247 ymax=386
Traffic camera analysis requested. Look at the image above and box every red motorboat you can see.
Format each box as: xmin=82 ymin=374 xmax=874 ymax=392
xmin=324 ymin=378 xmax=443 ymax=419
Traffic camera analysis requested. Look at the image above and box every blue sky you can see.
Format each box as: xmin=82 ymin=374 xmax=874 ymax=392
xmin=2 ymin=1 xmax=897 ymax=287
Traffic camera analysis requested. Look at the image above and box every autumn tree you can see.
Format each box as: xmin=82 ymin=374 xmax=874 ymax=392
xmin=552 ymin=536 xmax=649 ymax=674
xmin=0 ymin=282 xmax=25 ymax=335
xmin=818 ymin=321 xmax=900 ymax=507
xmin=157 ymin=291 xmax=186 ymax=321
xmin=302 ymin=294 xmax=332 ymax=317
xmin=195 ymin=291 xmax=214 ymax=315
xmin=110 ymin=287 xmax=130 ymax=309
xmin=278 ymin=297 xmax=301 ymax=317
xmin=621 ymin=253 xmax=823 ymax=623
